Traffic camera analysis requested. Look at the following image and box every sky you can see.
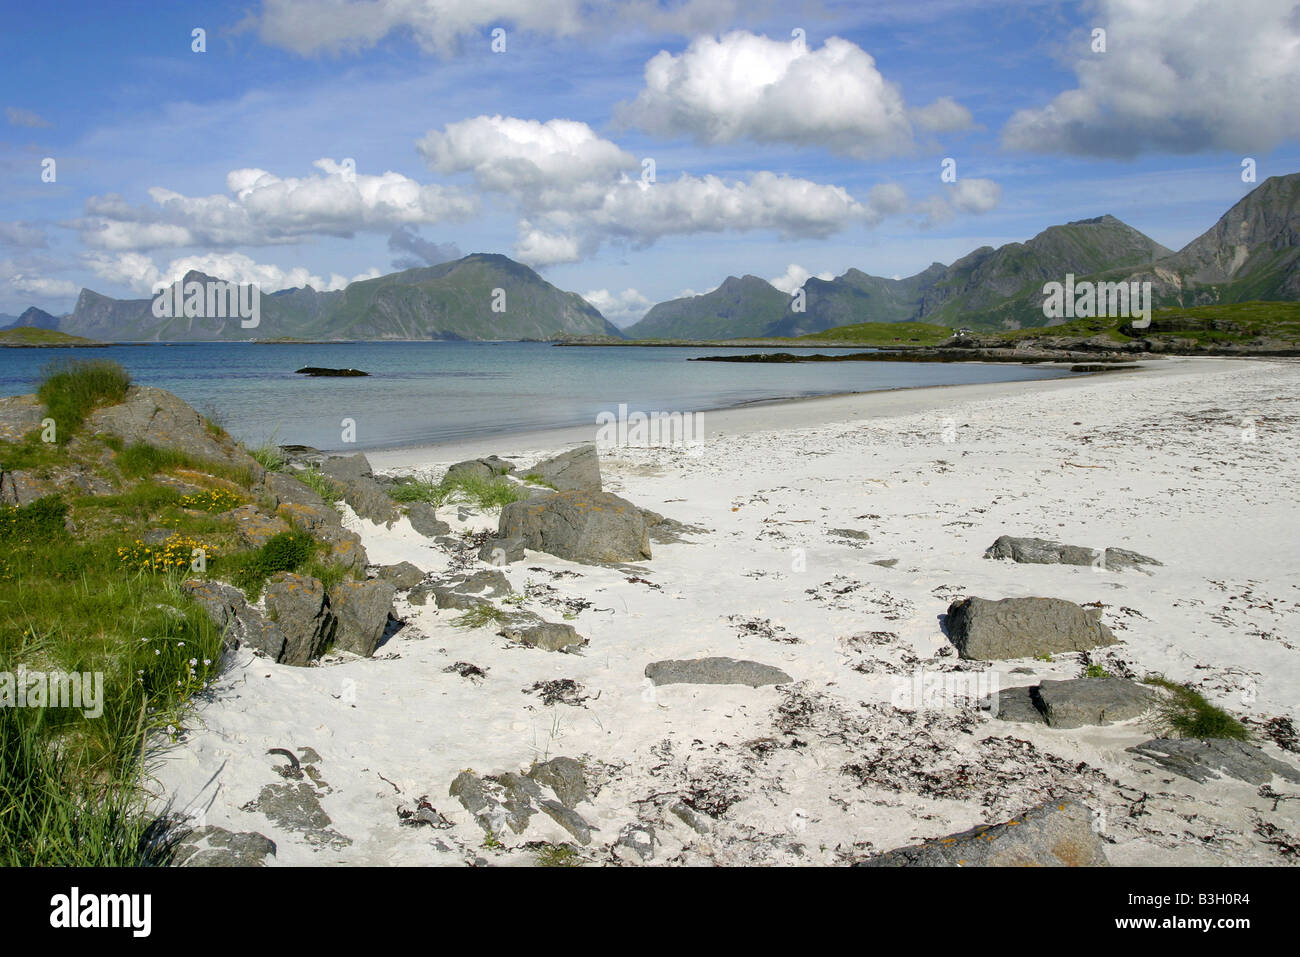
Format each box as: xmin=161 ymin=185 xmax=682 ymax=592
xmin=1 ymin=0 xmax=1298 ymax=325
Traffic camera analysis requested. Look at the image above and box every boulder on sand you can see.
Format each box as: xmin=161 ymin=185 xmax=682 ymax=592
xmin=526 ymin=444 xmax=601 ymax=492
xmin=858 ymin=800 xmax=1109 ymax=867
xmin=498 ymin=490 xmax=650 ymax=564
xmin=945 ymin=596 xmax=1116 ymax=660
xmin=328 ymin=579 xmax=396 ymax=657
xmin=445 ymin=456 xmax=514 ymax=483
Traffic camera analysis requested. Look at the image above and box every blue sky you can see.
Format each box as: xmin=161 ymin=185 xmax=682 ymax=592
xmin=2 ymin=0 xmax=1297 ymax=323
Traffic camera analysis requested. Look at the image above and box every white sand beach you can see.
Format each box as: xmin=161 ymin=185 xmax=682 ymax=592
xmin=150 ymin=356 xmax=1300 ymax=866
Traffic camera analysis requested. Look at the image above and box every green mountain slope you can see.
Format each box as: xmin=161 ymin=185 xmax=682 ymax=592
xmin=58 ymin=254 xmax=621 ymax=342
xmin=623 ymin=275 xmax=791 ymax=339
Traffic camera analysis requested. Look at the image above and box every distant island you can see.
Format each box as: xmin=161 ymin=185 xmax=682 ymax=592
xmin=0 ymin=326 xmax=108 ymax=348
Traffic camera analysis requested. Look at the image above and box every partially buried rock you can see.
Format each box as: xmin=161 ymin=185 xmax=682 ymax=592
xmin=1032 ymin=677 xmax=1158 ymax=728
xmin=429 ymin=569 xmax=514 ymax=610
xmin=645 ymin=657 xmax=792 ymax=688
xmin=945 ymin=596 xmax=1116 ymax=661
xmin=858 ymin=800 xmax=1109 ymax=867
xmin=498 ymin=615 xmax=585 ymax=653
xmin=376 ymin=561 xmax=424 ymax=590
xmin=985 ymin=535 xmax=1161 ymax=572
xmin=992 ymin=677 xmax=1158 ymax=728
xmin=171 ymin=825 xmax=277 ymax=867
xmin=404 ymin=502 xmax=450 ymax=538
xmin=328 ymin=579 xmax=396 ymax=657
xmin=528 ymin=757 xmax=588 ymax=809
xmin=526 ymin=443 xmax=602 ymax=492
xmin=478 ymin=536 xmax=525 ymax=565
xmin=499 ymin=490 xmax=650 ymax=565
xmin=1127 ymin=738 xmax=1300 ymax=785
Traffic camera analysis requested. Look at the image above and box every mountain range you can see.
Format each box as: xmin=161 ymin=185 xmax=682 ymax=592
xmin=18 ymin=172 xmax=1300 ymax=342
xmin=58 ymin=253 xmax=622 ymax=342
xmin=625 ymin=172 xmax=1299 ymax=338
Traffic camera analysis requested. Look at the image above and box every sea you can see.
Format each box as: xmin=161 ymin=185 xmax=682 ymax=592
xmin=0 ymin=341 xmax=1076 ymax=452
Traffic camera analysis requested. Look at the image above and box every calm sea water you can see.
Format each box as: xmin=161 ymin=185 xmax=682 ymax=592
xmin=0 ymin=342 xmax=1074 ymax=451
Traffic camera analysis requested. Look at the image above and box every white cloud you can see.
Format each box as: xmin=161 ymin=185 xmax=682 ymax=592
xmin=5 ymin=106 xmax=51 ymax=128
xmin=581 ymin=287 xmax=651 ymax=326
xmin=868 ymin=182 xmax=910 ymax=216
xmin=1002 ymin=0 xmax=1300 ymax=155
xmin=77 ymin=158 xmax=476 ymax=251
xmin=619 ymin=31 xmax=968 ymax=157
xmin=85 ymin=251 xmax=381 ymax=295
xmin=7 ymin=274 xmax=78 ymax=299
xmin=246 ymin=0 xmax=586 ymax=55
xmin=243 ymin=0 xmax=752 ymax=55
xmin=419 ymin=115 xmax=887 ymax=266
xmin=949 ymin=177 xmax=1002 ymax=213
xmin=768 ymin=263 xmax=833 ymax=295
xmin=911 ymin=96 xmax=976 ymax=133
xmin=418 ymin=115 xmax=637 ymax=206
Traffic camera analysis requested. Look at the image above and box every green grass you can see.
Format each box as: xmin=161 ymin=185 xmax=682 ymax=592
xmin=534 ymin=843 xmax=580 ymax=867
xmin=390 ymin=472 xmax=528 ymax=511
xmin=1143 ymin=676 xmax=1251 ymax=741
xmin=35 ymin=359 xmax=132 ymax=443
xmin=249 ymin=444 xmax=286 ymax=473
xmin=451 ymin=604 xmax=509 ymax=629
xmin=221 ymin=530 xmax=317 ymax=599
xmin=114 ymin=441 xmax=253 ymax=487
xmin=797 ymin=321 xmax=954 ymax=346
xmin=0 ymin=496 xmax=225 ymax=865
xmin=294 ymin=465 xmax=340 ymax=502
xmin=1083 ymin=663 xmax=1111 ymax=678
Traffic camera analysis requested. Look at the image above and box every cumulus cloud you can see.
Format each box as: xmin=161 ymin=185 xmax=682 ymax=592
xmin=1002 ymin=0 xmax=1300 ymax=156
xmin=419 ymin=115 xmax=892 ymax=266
xmin=5 ymin=106 xmax=51 ymax=128
xmin=7 ymin=274 xmax=78 ymax=299
xmin=85 ymin=251 xmax=381 ymax=295
xmin=949 ymin=177 xmax=1002 ymax=213
xmin=419 ymin=115 xmax=637 ymax=209
xmin=619 ymin=31 xmax=970 ymax=157
xmin=76 ymin=158 xmax=476 ymax=251
xmin=768 ymin=263 xmax=834 ymax=295
xmin=388 ymin=226 xmax=461 ymax=270
xmin=581 ymin=287 xmax=651 ymax=326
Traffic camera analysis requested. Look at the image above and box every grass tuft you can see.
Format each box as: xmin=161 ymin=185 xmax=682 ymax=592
xmin=36 ymin=360 xmax=131 ymax=443
xmin=1143 ymin=675 xmax=1251 ymax=741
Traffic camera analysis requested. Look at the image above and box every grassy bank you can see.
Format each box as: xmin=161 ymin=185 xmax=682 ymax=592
xmin=0 ymin=360 xmax=347 ymax=864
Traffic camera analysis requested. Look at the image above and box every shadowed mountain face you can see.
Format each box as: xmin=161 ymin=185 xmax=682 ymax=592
xmin=0 ymin=307 xmax=60 ymax=332
xmin=58 ymin=254 xmax=624 ymax=342
xmin=626 ymin=173 xmax=1300 ymax=337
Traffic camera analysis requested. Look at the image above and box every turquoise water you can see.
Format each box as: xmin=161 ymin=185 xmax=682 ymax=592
xmin=0 ymin=342 xmax=1074 ymax=451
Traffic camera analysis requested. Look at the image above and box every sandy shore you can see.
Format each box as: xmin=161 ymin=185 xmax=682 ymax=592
xmin=151 ymin=355 xmax=1300 ymax=866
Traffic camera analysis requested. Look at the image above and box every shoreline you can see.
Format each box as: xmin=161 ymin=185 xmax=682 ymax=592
xmin=151 ymin=351 xmax=1300 ymax=866
xmin=362 ymin=356 xmax=1205 ymax=469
